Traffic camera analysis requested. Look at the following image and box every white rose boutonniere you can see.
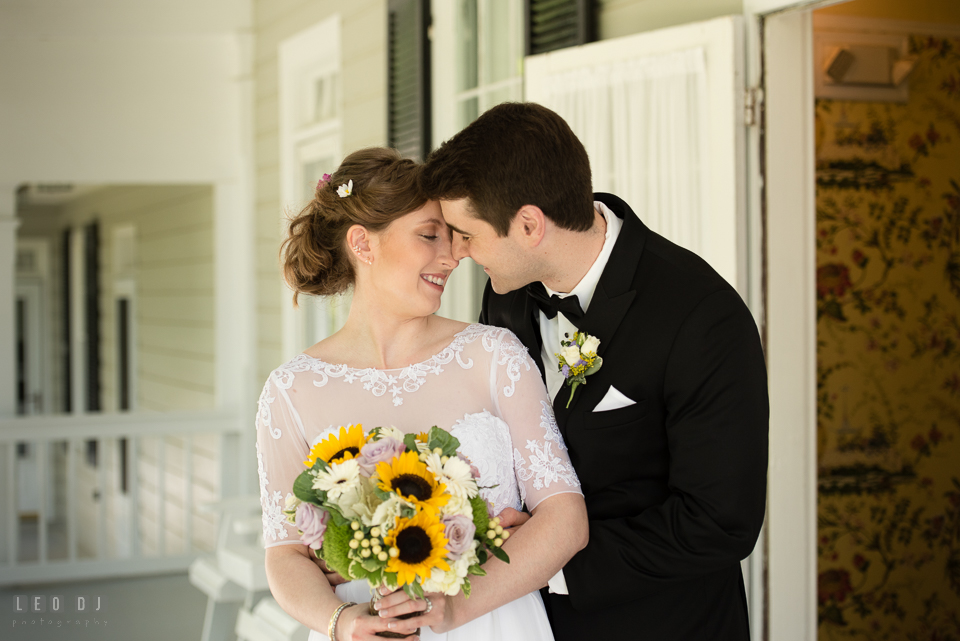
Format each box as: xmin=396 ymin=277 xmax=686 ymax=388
xmin=555 ymin=331 xmax=603 ymax=408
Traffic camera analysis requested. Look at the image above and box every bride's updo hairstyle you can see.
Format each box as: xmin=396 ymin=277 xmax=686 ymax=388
xmin=281 ymin=147 xmax=426 ymax=304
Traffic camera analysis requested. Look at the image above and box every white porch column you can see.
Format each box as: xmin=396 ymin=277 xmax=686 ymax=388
xmin=0 ymin=186 xmax=18 ymax=418
xmin=0 ymin=186 xmax=17 ymax=565
xmin=214 ymin=32 xmax=257 ymax=498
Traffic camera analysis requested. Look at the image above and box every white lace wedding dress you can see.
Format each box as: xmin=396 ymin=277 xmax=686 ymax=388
xmin=256 ymin=324 xmax=582 ymax=641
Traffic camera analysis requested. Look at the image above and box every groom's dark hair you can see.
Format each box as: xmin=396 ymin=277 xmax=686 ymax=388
xmin=420 ymin=102 xmax=594 ymax=237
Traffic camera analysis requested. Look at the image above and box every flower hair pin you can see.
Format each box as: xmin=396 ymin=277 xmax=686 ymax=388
xmin=555 ymin=331 xmax=603 ymax=408
xmin=337 ymin=179 xmax=354 ymax=198
xmin=317 ymin=173 xmax=332 ymax=190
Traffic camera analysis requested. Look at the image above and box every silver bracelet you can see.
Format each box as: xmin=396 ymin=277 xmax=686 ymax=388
xmin=328 ymin=601 xmax=356 ymax=641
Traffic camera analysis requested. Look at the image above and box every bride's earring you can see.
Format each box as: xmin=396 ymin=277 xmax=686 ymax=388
xmin=353 ymin=244 xmax=372 ymax=265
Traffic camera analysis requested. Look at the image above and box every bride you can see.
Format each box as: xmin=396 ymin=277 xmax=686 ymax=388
xmin=256 ymin=148 xmax=588 ymax=641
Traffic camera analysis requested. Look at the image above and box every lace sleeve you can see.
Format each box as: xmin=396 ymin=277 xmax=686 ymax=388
xmin=255 ymin=371 xmax=310 ymax=547
xmin=489 ymin=328 xmax=581 ymax=510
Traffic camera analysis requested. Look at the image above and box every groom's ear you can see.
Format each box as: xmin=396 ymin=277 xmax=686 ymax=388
xmin=514 ymin=205 xmax=546 ymax=247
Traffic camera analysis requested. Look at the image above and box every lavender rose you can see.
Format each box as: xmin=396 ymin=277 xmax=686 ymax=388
xmin=356 ymin=437 xmax=406 ymax=476
xmin=295 ymin=502 xmax=329 ymax=550
xmin=442 ymin=514 xmax=476 ymax=560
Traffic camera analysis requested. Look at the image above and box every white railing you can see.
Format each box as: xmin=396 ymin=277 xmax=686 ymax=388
xmin=0 ymin=410 xmax=245 ymax=586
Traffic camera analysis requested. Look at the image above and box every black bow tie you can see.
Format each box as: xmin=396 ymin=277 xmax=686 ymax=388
xmin=527 ymin=282 xmax=584 ymax=323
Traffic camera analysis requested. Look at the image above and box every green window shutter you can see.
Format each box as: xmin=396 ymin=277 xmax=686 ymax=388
xmin=525 ymin=0 xmax=595 ymax=56
xmin=388 ymin=0 xmax=431 ymax=160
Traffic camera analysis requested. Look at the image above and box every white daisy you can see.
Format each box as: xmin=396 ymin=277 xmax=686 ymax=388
xmin=425 ymin=452 xmax=478 ymax=500
xmin=377 ymin=425 xmax=406 ymax=443
xmin=312 ymin=458 xmax=361 ymax=501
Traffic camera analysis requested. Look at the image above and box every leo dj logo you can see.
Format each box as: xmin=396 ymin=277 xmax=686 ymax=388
xmin=14 ymin=595 xmax=104 ymax=613
xmin=12 ymin=595 xmax=107 ymax=630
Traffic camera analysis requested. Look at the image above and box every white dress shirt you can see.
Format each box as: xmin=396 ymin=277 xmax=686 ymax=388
xmin=539 ymin=201 xmax=623 ymax=400
xmin=537 ymin=201 xmax=622 ymax=595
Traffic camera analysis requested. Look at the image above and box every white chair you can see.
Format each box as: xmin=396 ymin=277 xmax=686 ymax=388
xmin=235 ymin=597 xmax=310 ymax=641
xmin=190 ymin=495 xmax=291 ymax=641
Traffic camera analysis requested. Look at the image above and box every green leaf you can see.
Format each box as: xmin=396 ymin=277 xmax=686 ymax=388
xmin=403 ymin=433 xmax=420 ymax=453
xmin=293 ymin=471 xmax=323 ymax=505
xmin=327 ymin=510 xmax=350 ymax=528
xmin=427 ymin=426 xmax=461 ymax=457
xmin=486 ymin=543 xmax=510 ymax=564
xmin=585 ymin=356 xmax=603 ymax=375
xmin=348 ymin=560 xmax=362 ymax=579
xmin=373 ymin=484 xmax=395 ymax=502
xmin=462 ymin=579 xmax=472 ymax=598
xmin=467 ymin=564 xmax=486 ymax=577
xmin=403 ymin=582 xmax=424 ymax=599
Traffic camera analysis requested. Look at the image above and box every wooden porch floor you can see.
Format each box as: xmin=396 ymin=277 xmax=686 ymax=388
xmin=3 ymin=572 xmax=206 ymax=640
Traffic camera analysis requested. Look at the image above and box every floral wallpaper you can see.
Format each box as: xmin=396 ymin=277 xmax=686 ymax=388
xmin=816 ymin=36 xmax=960 ymax=639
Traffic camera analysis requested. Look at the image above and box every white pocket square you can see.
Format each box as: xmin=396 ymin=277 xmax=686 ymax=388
xmin=593 ymin=386 xmax=636 ymax=412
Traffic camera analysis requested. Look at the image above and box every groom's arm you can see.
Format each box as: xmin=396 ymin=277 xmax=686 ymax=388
xmin=563 ymin=289 xmax=769 ymax=611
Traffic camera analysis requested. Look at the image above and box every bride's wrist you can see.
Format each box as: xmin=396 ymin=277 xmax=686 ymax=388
xmin=432 ymin=594 xmax=460 ymax=633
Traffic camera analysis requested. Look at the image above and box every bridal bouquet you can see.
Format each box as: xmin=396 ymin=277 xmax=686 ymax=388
xmin=284 ymin=424 xmax=509 ymax=600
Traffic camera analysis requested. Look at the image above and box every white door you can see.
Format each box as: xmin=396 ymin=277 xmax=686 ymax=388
xmin=523 ymin=12 xmax=760 ymax=626
xmin=524 ymin=15 xmax=748 ymax=296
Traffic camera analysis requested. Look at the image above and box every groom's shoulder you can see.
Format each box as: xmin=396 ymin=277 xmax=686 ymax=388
xmin=479 ymin=279 xmax=527 ymax=328
xmin=599 ymin=193 xmax=734 ymax=300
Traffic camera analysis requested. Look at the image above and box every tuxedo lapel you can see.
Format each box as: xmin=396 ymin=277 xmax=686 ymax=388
xmin=553 ymin=193 xmax=646 ymax=418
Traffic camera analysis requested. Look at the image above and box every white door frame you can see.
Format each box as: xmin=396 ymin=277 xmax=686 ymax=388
xmin=743 ymin=1 xmax=847 ymax=639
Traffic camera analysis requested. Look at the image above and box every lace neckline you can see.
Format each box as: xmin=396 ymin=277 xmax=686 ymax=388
xmin=299 ymin=323 xmax=482 ymax=373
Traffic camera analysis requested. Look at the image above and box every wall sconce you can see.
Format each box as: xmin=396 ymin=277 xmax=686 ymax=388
xmin=814 ymin=29 xmax=914 ymax=102
xmin=823 ymin=45 xmax=917 ymax=87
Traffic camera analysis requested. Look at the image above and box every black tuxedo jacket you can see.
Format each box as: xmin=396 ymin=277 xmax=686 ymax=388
xmin=480 ymin=194 xmax=768 ymax=640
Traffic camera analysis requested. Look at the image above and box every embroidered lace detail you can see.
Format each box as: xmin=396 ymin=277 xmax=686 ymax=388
xmin=450 ymin=411 xmax=522 ymax=515
xmin=258 ymin=443 xmax=289 ymax=542
xmin=539 ymin=401 xmax=566 ymax=451
xmin=278 ymin=324 xmax=492 ymax=406
xmin=514 ymin=439 xmax=580 ymax=500
xmin=256 ymin=378 xmax=280 ymax=439
xmin=482 ymin=328 xmax=531 ymax=398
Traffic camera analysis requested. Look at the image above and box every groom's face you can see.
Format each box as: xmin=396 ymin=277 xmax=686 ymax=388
xmin=440 ymin=198 xmax=533 ymax=294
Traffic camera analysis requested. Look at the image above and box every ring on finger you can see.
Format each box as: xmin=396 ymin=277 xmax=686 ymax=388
xmin=422 ymin=597 xmax=433 ymax=614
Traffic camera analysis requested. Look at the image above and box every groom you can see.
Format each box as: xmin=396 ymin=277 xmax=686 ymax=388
xmin=420 ymin=102 xmax=769 ymax=640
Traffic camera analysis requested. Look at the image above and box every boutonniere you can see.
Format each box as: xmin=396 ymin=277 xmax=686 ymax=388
xmin=555 ymin=331 xmax=603 ymax=408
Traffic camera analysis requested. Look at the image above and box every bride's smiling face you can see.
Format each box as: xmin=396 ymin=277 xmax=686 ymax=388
xmin=361 ymin=200 xmax=459 ymax=317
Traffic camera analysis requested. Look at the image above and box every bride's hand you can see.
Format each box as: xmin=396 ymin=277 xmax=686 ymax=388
xmin=313 ymin=555 xmax=349 ymax=586
xmin=336 ymin=603 xmax=417 ymax=641
xmin=374 ymin=587 xmax=451 ymax=635
xmin=496 ymin=507 xmax=530 ymax=533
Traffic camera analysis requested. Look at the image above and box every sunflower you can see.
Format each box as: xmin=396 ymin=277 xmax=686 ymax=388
xmin=376 ymin=451 xmax=450 ymax=512
xmin=305 ymin=424 xmax=368 ymax=467
xmin=384 ymin=509 xmax=450 ymax=586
